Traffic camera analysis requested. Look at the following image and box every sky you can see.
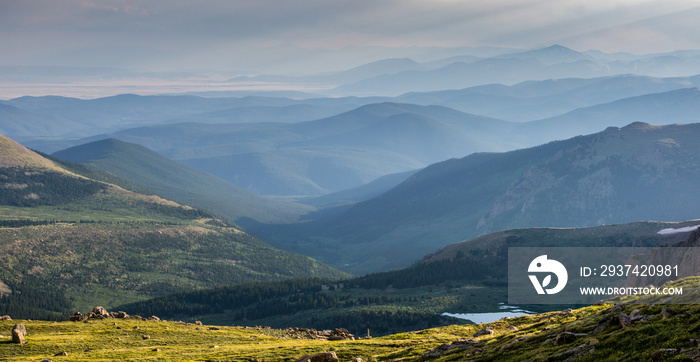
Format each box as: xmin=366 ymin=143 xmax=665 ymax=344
xmin=3 ymin=0 xmax=700 ymax=73
xmin=2 ymin=0 xmax=700 ymax=98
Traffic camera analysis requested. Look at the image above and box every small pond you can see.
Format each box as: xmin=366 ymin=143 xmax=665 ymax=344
xmin=442 ymin=304 xmax=534 ymax=324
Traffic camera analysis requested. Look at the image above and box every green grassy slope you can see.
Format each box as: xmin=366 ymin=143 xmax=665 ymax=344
xmin=0 ymin=134 xmax=346 ymax=319
xmin=52 ymin=138 xmax=314 ymax=224
xmin=1 ymin=277 xmax=697 ymax=361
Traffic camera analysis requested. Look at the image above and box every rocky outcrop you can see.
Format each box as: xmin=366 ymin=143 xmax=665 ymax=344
xmin=68 ymin=307 xmax=153 ymax=322
xmin=282 ymin=327 xmax=354 ymax=341
xmin=593 ymin=305 xmax=653 ymax=334
xmin=92 ymin=306 xmax=109 ymax=317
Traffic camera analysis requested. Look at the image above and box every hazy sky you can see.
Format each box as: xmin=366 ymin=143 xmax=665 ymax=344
xmin=2 ymin=0 xmax=700 ymax=74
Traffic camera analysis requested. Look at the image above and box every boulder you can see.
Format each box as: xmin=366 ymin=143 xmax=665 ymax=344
xmin=293 ymin=351 xmax=340 ymax=362
xmin=89 ymin=306 xmax=110 ymax=319
xmin=473 ymin=326 xmax=494 ymax=337
xmin=11 ymin=328 xmax=25 ymax=344
xmin=12 ymin=323 xmax=27 ymax=337
xmin=112 ymin=311 xmax=129 ymax=319
xmin=0 ymin=315 xmax=11 ymax=321
xmin=328 ymin=328 xmax=354 ymax=341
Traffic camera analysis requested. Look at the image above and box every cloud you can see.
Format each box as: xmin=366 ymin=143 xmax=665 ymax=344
xmin=2 ymin=0 xmax=700 ymax=71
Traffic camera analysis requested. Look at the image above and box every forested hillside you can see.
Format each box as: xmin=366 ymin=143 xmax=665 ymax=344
xmin=0 ymin=134 xmax=346 ymax=320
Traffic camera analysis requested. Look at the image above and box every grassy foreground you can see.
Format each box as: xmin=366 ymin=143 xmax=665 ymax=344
xmin=1 ymin=276 xmax=699 ymax=362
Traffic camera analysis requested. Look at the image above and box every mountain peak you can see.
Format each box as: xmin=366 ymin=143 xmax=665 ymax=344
xmin=498 ymin=44 xmax=591 ymax=65
xmin=621 ymin=121 xmax=661 ymax=131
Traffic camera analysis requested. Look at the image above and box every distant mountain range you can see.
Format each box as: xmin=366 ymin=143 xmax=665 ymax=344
xmin=45 ymin=102 xmax=515 ymax=196
xmin=7 ymin=74 xmax=699 ymax=200
xmin=251 ymin=122 xmax=700 ymax=273
xmin=398 ymin=74 xmax=700 ymax=122
xmin=52 ymin=87 xmax=700 ymax=198
xmin=5 ymin=44 xmax=700 ymax=278
xmin=332 ymin=45 xmax=700 ymax=96
xmin=52 ymin=138 xmax=313 ymax=224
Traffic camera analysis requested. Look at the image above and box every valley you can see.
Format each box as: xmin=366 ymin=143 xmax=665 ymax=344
xmin=3 ymin=37 xmax=700 ymax=360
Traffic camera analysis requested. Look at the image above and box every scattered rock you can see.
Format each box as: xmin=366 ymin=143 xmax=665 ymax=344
xmin=195 ymin=321 xmax=203 ymax=326
xmin=148 ymin=316 xmax=160 ymax=321
xmin=133 ymin=326 xmax=140 ymax=330
xmin=282 ymin=327 xmax=354 ymax=341
xmin=69 ymin=312 xmax=85 ymax=322
xmin=54 ymin=351 xmax=68 ymax=356
xmin=152 ymin=348 xmax=162 ymax=352
xmin=328 ymin=328 xmax=354 ymax=341
xmin=589 ymin=338 xmax=599 ymax=345
xmin=112 ymin=311 xmax=130 ymax=319
xmin=689 ymin=338 xmax=700 ymax=347
xmin=508 ymin=325 xmax=518 ymax=331
xmin=293 ymin=351 xmax=340 ymax=362
xmin=208 ymin=327 xmax=221 ymax=331
xmin=0 ymin=315 xmax=11 ymax=321
xmin=142 ymin=334 xmax=151 ymax=340
xmin=650 ymin=348 xmax=678 ymax=360
xmin=350 ymin=358 xmax=364 ymax=362
xmin=473 ymin=326 xmax=494 ymax=337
